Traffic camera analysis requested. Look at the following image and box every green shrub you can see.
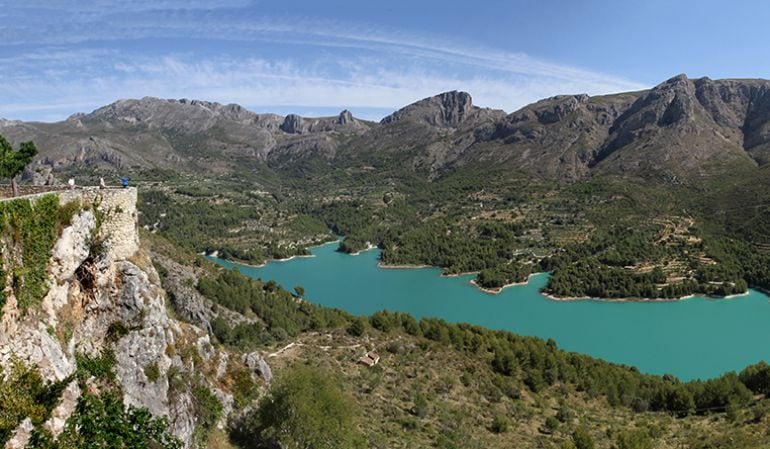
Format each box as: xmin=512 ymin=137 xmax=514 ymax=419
xmin=613 ymin=428 xmax=653 ymax=449
xmin=75 ymin=349 xmax=117 ymax=381
xmin=544 ymin=416 xmax=560 ymax=432
xmin=234 ymin=366 xmax=362 ymax=449
xmin=572 ymin=427 xmax=595 ymax=449
xmin=106 ymin=321 xmax=130 ymax=343
xmin=0 ymin=195 xmax=79 ymax=316
xmin=29 ymin=392 xmax=182 ymax=449
xmin=192 ymin=382 xmax=222 ymax=442
xmin=347 ymin=317 xmax=367 ymax=337
xmin=0 ymin=361 xmax=69 ymax=445
xmin=491 ymin=414 xmax=509 ymax=433
xmin=144 ymin=362 xmax=161 ymax=383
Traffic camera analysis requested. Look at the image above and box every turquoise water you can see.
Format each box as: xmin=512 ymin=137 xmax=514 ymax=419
xmin=210 ymin=243 xmax=770 ymax=381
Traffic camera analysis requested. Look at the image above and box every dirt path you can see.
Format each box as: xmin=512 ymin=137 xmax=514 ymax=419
xmin=268 ymin=342 xmax=302 ymax=357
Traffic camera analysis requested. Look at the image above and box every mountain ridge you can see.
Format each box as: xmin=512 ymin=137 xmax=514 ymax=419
xmin=3 ymin=74 xmax=770 ymax=182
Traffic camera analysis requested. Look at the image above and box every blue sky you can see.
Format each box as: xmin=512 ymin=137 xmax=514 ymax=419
xmin=2 ymin=0 xmax=769 ymax=122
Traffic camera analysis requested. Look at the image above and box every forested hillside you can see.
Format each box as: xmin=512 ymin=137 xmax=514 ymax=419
xmin=147 ymin=233 xmax=770 ymax=448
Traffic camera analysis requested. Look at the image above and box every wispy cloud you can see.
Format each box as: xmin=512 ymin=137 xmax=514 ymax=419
xmin=0 ymin=2 xmax=647 ymax=121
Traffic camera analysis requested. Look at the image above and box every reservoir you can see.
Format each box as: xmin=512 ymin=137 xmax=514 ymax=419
xmin=210 ymin=242 xmax=770 ymax=381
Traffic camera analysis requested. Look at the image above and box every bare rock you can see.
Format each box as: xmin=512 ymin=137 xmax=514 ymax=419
xmin=381 ymin=91 xmax=476 ymax=128
xmin=43 ymin=381 xmax=82 ymax=438
xmin=243 ymin=351 xmax=272 ymax=382
xmin=280 ymin=114 xmax=305 ymax=134
xmin=5 ymin=418 xmax=34 ymax=449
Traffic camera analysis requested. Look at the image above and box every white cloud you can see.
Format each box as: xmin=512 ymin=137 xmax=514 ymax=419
xmin=0 ymin=52 xmax=646 ymax=122
xmin=0 ymin=4 xmax=648 ymax=121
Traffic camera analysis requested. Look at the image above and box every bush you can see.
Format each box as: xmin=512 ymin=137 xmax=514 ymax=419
xmin=544 ymin=416 xmax=560 ymax=432
xmin=192 ymin=383 xmax=222 ymax=442
xmin=0 ymin=195 xmax=79 ymax=316
xmin=413 ymin=393 xmax=429 ymax=418
xmin=144 ymin=362 xmax=161 ymax=383
xmin=236 ymin=366 xmax=362 ymax=449
xmin=491 ymin=414 xmax=509 ymax=433
xmin=32 ymin=392 xmax=182 ymax=449
xmin=75 ymin=350 xmax=117 ymax=381
xmin=348 ymin=317 xmax=367 ymax=337
xmin=572 ymin=427 xmax=595 ymax=449
xmin=0 ymin=361 xmax=69 ymax=445
xmin=613 ymin=429 xmax=653 ymax=449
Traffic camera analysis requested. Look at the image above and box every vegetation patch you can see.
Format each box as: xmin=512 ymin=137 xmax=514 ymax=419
xmin=75 ymin=349 xmax=117 ymax=382
xmin=199 ymin=269 xmax=350 ymax=349
xmin=0 ymin=195 xmax=80 ymax=316
xmin=0 ymin=360 xmax=70 ymax=446
xmin=232 ymin=365 xmax=362 ymax=449
xmin=27 ymin=392 xmax=182 ymax=449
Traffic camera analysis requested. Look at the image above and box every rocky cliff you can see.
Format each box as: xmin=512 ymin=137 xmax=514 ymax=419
xmin=0 ymin=188 xmax=263 ymax=448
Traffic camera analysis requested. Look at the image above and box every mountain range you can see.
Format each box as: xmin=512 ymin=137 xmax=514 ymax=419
xmin=3 ymin=74 xmax=770 ymax=182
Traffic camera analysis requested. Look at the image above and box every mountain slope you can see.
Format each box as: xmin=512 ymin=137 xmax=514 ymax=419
xmin=0 ymin=97 xmax=372 ymax=176
xmin=4 ymin=75 xmax=770 ymax=183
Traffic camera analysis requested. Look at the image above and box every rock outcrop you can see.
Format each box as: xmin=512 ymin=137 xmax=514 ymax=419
xmin=243 ymin=352 xmax=273 ymax=383
xmin=0 ymin=188 xmax=257 ymax=448
xmin=381 ymin=90 xmax=478 ymax=128
xmin=280 ymin=114 xmax=305 ymax=134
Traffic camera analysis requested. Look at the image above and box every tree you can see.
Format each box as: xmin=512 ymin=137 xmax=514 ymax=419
xmin=0 ymin=134 xmax=37 ymax=197
xmin=293 ymin=285 xmax=305 ymax=297
xmin=348 ymin=317 xmax=367 ymax=336
xmin=243 ymin=366 xmax=362 ymax=449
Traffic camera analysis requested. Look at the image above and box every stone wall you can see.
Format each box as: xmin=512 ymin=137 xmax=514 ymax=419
xmin=59 ymin=187 xmax=139 ymax=261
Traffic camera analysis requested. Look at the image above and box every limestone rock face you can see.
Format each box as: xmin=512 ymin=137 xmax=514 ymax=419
xmin=381 ymin=90 xmax=477 ymax=128
xmin=5 ymin=418 xmax=34 ymax=449
xmin=152 ymin=251 xmax=257 ymax=335
xmin=338 ymin=109 xmax=354 ymax=125
xmin=280 ymin=114 xmax=305 ymax=134
xmin=243 ymin=351 xmax=273 ymax=382
xmin=0 ymin=188 xmax=232 ymax=448
xmin=22 ymin=166 xmax=58 ymax=186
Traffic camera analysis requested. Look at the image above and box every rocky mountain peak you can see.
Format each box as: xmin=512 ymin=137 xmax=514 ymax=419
xmin=380 ymin=90 xmax=476 ymax=128
xmin=338 ymin=110 xmax=354 ymax=126
xmin=281 ymin=114 xmax=304 ymax=134
xmin=663 ymin=73 xmax=690 ymax=85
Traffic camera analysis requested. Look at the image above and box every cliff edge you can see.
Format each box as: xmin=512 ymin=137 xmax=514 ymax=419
xmin=0 ymin=188 xmax=243 ymax=448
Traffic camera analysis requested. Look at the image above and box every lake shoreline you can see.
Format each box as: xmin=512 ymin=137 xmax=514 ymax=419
xmin=541 ymin=290 xmax=752 ymax=303
xmin=375 ymin=260 xmax=755 ymax=302
xmin=378 ymin=262 xmax=434 ymax=270
xmin=209 ymin=243 xmax=770 ymax=381
xmin=349 ymin=243 xmax=377 ymax=256
xmin=204 ymin=238 xmax=340 ymax=268
xmin=469 ymin=273 xmax=541 ymax=295
xmin=217 ymin=247 xmax=757 ymax=304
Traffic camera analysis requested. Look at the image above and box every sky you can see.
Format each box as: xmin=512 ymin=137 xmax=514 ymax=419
xmin=2 ymin=0 xmax=770 ymax=122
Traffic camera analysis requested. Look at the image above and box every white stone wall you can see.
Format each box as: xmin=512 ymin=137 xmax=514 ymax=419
xmin=59 ymin=187 xmax=139 ymax=261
